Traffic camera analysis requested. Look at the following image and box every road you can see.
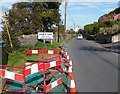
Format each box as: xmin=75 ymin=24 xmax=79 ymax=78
xmin=67 ymin=38 xmax=118 ymax=92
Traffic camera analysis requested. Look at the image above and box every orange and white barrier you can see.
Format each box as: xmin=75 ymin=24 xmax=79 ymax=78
xmin=24 ymin=60 xmax=61 ymax=77
xmin=0 ymin=60 xmax=61 ymax=81
xmin=45 ymin=78 xmax=62 ymax=92
xmin=0 ymin=48 xmax=72 ymax=93
xmin=26 ymin=50 xmax=59 ymax=55
xmin=0 ymin=69 xmax=23 ymax=82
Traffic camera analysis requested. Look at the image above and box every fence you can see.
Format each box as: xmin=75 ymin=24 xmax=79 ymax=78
xmin=0 ymin=48 xmax=75 ymax=93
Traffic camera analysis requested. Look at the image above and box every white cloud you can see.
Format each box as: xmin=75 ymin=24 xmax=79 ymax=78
xmin=68 ymin=0 xmax=119 ymax=2
xmin=103 ymin=8 xmax=115 ymax=12
xmin=69 ymin=6 xmax=86 ymax=11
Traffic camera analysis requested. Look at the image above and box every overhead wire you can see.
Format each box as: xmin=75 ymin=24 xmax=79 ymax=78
xmin=67 ymin=4 xmax=75 ymax=29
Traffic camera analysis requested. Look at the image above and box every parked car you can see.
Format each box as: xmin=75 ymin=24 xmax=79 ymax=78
xmin=76 ymin=34 xmax=83 ymax=39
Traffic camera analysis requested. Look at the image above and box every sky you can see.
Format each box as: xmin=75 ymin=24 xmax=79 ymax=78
xmin=0 ymin=0 xmax=119 ymax=31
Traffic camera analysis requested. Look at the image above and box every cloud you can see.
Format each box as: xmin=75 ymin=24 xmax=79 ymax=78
xmin=68 ymin=0 xmax=119 ymax=2
xmin=69 ymin=6 xmax=87 ymax=11
xmin=67 ymin=2 xmax=114 ymax=9
xmin=103 ymin=8 xmax=115 ymax=12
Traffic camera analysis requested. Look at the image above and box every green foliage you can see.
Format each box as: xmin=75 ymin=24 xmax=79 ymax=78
xmin=52 ymin=25 xmax=65 ymax=34
xmin=7 ymin=40 xmax=62 ymax=71
xmin=3 ymin=2 xmax=61 ymax=35
xmin=112 ymin=20 xmax=120 ymax=34
xmin=77 ymin=29 xmax=84 ymax=34
xmin=84 ymin=19 xmax=115 ymax=35
xmin=66 ymin=29 xmax=75 ymax=34
xmin=103 ymin=19 xmax=115 ymax=27
xmin=2 ymin=31 xmax=20 ymax=52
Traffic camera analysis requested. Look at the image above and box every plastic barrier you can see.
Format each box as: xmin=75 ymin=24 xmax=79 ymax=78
xmin=24 ymin=60 xmax=61 ymax=77
xmin=0 ymin=48 xmax=72 ymax=93
xmin=45 ymin=78 xmax=62 ymax=92
xmin=0 ymin=69 xmax=23 ymax=82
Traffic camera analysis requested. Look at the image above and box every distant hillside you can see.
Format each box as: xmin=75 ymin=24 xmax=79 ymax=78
xmin=98 ymin=8 xmax=120 ymax=22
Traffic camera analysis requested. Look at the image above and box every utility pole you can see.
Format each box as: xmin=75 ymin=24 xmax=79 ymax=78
xmin=74 ymin=23 xmax=75 ymax=30
xmin=58 ymin=21 xmax=60 ymax=42
xmin=64 ymin=2 xmax=67 ymax=39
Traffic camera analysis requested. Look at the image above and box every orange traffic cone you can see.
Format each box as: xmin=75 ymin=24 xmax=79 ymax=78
xmin=68 ymin=66 xmax=72 ymax=77
xmin=65 ymin=54 xmax=69 ymax=59
xmin=70 ymin=75 xmax=76 ymax=93
xmin=69 ymin=59 xmax=72 ymax=67
xmin=65 ymin=55 xmax=70 ymax=62
xmin=65 ymin=51 xmax=68 ymax=55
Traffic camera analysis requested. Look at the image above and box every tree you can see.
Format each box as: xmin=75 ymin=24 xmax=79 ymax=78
xmin=112 ymin=20 xmax=120 ymax=34
xmin=2 ymin=2 xmax=61 ymax=35
xmin=77 ymin=29 xmax=84 ymax=34
xmin=52 ymin=25 xmax=65 ymax=34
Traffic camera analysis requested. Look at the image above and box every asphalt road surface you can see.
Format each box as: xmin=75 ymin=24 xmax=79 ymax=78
xmin=67 ymin=38 xmax=118 ymax=92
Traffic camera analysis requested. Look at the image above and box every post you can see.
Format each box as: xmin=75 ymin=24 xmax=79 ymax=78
xmin=43 ymin=40 xmax=45 ymax=44
xmin=2 ymin=13 xmax=13 ymax=49
xmin=64 ymin=2 xmax=67 ymax=40
xmin=51 ymin=40 xmax=52 ymax=45
xmin=58 ymin=21 xmax=60 ymax=42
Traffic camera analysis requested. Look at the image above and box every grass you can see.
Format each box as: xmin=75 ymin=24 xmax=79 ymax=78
xmin=66 ymin=36 xmax=75 ymax=43
xmin=1 ymin=37 xmax=74 ymax=92
xmin=6 ymin=40 xmax=63 ymax=71
xmin=6 ymin=36 xmax=74 ymax=71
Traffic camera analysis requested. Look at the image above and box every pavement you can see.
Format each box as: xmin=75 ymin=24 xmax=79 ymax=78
xmin=67 ymin=38 xmax=118 ymax=92
xmin=101 ymin=41 xmax=120 ymax=54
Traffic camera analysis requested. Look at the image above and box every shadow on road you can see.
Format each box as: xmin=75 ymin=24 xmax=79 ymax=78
xmin=79 ymin=46 xmax=119 ymax=54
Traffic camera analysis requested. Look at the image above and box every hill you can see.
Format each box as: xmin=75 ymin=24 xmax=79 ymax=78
xmin=98 ymin=8 xmax=120 ymax=22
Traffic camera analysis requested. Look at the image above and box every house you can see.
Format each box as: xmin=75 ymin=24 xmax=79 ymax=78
xmin=74 ymin=26 xmax=80 ymax=32
xmin=114 ymin=14 xmax=120 ymax=21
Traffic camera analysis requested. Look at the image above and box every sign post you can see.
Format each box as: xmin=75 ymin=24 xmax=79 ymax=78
xmin=38 ymin=32 xmax=54 ymax=45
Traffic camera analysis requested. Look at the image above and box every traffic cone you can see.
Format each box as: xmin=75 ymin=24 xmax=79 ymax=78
xmin=70 ymin=75 xmax=76 ymax=93
xmin=65 ymin=55 xmax=70 ymax=62
xmin=69 ymin=59 xmax=72 ymax=67
xmin=65 ymin=51 xmax=68 ymax=55
xmin=68 ymin=66 xmax=72 ymax=77
xmin=66 ymin=54 xmax=70 ymax=59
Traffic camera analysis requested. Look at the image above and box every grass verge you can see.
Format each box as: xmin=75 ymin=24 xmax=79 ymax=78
xmin=6 ymin=36 xmax=74 ymax=70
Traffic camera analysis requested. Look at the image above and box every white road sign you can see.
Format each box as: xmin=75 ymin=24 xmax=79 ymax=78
xmin=38 ymin=32 xmax=53 ymax=39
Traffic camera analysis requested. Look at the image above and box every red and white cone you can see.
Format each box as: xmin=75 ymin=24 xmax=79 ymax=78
xmin=68 ymin=66 xmax=72 ymax=77
xmin=70 ymin=75 xmax=76 ymax=93
xmin=65 ymin=55 xmax=70 ymax=62
xmin=69 ymin=59 xmax=73 ymax=67
xmin=65 ymin=51 xmax=68 ymax=55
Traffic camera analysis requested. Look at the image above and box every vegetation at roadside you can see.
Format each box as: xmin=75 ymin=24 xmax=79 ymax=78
xmin=1 ymin=2 xmax=63 ymax=52
xmin=83 ymin=19 xmax=115 ymax=35
xmin=2 ymin=2 xmax=61 ymax=35
xmin=6 ymin=40 xmax=63 ymax=71
xmin=66 ymin=36 xmax=75 ymax=43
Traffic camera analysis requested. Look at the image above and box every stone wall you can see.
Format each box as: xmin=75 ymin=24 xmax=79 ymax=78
xmin=17 ymin=34 xmax=73 ymax=46
xmin=112 ymin=34 xmax=120 ymax=43
xmin=17 ymin=34 xmax=38 ymax=46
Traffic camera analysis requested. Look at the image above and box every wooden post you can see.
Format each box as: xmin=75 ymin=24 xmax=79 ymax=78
xmin=43 ymin=40 xmax=45 ymax=44
xmin=51 ymin=40 xmax=52 ymax=45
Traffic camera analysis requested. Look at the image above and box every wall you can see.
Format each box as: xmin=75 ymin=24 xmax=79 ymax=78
xmin=17 ymin=34 xmax=73 ymax=46
xmin=112 ymin=34 xmax=120 ymax=43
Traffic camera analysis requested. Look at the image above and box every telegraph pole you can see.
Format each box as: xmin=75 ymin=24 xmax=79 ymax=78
xmin=64 ymin=2 xmax=67 ymax=39
xmin=58 ymin=21 xmax=60 ymax=42
xmin=74 ymin=23 xmax=75 ymax=30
